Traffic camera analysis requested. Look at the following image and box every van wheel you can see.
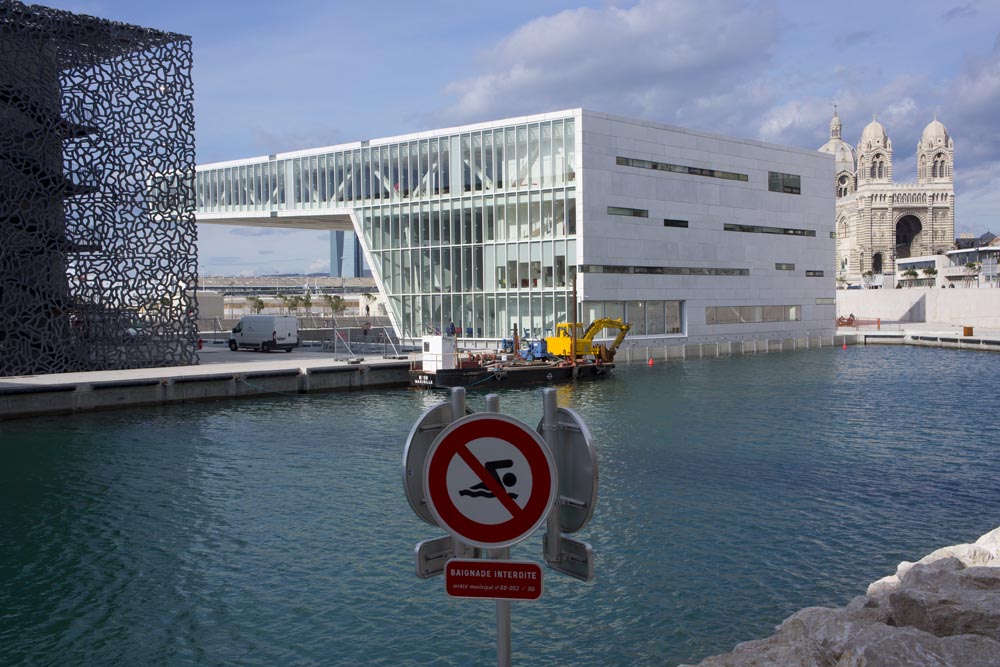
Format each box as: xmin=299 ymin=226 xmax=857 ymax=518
xmin=261 ymin=342 xmax=270 ymax=352
xmin=284 ymin=347 xmax=292 ymax=353
xmin=229 ymin=340 xmax=238 ymax=351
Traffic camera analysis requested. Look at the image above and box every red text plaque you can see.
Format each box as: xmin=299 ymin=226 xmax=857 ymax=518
xmin=445 ymin=559 xmax=544 ymax=601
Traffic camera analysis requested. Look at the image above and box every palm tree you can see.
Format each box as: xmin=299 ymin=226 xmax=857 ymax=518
xmin=362 ymin=292 xmax=377 ymax=316
xmin=322 ymin=294 xmax=346 ymax=317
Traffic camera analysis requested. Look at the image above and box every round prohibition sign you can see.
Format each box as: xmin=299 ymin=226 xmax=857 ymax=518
xmin=424 ymin=413 xmax=556 ymax=549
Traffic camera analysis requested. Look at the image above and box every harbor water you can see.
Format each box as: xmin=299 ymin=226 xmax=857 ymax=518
xmin=3 ymin=346 xmax=1000 ymax=666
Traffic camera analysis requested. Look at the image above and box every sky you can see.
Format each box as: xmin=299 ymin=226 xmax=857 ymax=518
xmin=51 ymin=0 xmax=1000 ymax=276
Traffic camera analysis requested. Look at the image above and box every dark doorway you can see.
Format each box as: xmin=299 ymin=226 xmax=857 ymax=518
xmin=872 ymin=253 xmax=883 ymax=274
xmin=895 ymin=215 xmax=922 ymax=259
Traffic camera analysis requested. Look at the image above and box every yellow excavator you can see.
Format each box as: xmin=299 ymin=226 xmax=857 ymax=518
xmin=544 ymin=318 xmax=631 ymax=362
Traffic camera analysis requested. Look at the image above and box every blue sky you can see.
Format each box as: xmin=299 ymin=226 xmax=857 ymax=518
xmin=53 ymin=0 xmax=1000 ymax=275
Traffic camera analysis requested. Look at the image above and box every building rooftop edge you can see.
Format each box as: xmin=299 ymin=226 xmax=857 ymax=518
xmin=197 ymin=108 xmax=829 ymax=171
xmin=198 ymin=108 xmax=584 ymax=170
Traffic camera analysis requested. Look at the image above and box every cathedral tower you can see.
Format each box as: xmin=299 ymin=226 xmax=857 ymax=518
xmin=820 ymin=112 xmax=955 ymax=285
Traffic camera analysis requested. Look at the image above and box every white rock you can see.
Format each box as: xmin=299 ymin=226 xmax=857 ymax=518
xmin=974 ymin=526 xmax=1000 ymax=558
xmin=865 ymin=575 xmax=898 ymax=598
xmin=917 ymin=544 xmax=995 ymax=567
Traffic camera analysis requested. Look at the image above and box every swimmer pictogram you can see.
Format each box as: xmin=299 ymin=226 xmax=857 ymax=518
xmin=459 ymin=459 xmax=518 ymax=499
xmin=424 ymin=413 xmax=556 ymax=548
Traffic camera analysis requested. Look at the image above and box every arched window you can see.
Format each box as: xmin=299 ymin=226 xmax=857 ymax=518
xmin=877 ymin=161 xmax=884 ymax=179
xmin=870 ymin=161 xmax=877 ymax=179
xmin=932 ymin=161 xmax=938 ymax=178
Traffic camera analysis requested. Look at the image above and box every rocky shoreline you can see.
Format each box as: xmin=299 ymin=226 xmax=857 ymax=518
xmin=684 ymin=526 xmax=1000 ymax=666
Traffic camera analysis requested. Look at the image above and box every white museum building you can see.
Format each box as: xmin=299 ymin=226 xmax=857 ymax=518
xmin=196 ymin=109 xmax=835 ymax=348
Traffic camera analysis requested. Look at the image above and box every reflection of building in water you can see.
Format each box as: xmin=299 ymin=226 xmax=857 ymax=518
xmin=197 ymin=109 xmax=834 ymax=347
xmin=819 ymin=110 xmax=955 ymax=285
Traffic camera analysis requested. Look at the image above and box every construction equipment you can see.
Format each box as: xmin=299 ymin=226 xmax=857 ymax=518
xmin=545 ymin=318 xmax=631 ymax=362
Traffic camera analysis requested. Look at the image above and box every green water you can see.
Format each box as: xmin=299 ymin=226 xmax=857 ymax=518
xmin=2 ymin=346 xmax=999 ymax=665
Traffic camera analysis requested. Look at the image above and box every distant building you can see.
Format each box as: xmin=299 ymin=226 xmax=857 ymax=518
xmin=0 ymin=1 xmax=197 ymax=375
xmin=330 ymin=230 xmax=370 ymax=278
xmin=819 ymin=111 xmax=955 ymax=285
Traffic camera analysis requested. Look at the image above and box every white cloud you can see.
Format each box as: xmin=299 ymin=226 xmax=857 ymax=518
xmin=307 ymin=259 xmax=331 ymax=274
xmin=440 ymin=0 xmax=780 ymax=128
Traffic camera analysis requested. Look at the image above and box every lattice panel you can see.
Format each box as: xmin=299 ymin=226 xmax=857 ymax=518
xmin=1 ymin=2 xmax=197 ymax=375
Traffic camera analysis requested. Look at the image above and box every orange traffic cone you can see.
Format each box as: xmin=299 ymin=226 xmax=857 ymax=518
xmin=842 ymin=340 xmax=847 ymax=350
xmin=647 ymin=357 xmax=654 ymax=367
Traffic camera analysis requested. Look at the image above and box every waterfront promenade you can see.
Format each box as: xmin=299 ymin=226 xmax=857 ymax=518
xmin=4 ymin=323 xmax=1000 ymax=420
xmin=0 ymin=345 xmax=410 ymax=420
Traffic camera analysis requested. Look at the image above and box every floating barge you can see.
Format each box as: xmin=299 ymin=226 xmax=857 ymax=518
xmin=409 ymin=335 xmax=612 ymax=389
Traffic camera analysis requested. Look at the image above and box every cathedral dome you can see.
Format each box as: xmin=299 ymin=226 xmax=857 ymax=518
xmin=921 ymin=118 xmax=950 ymax=146
xmin=860 ymin=117 xmax=889 ymax=147
xmin=818 ymin=138 xmax=856 ymax=173
xmin=818 ymin=109 xmax=855 ymax=173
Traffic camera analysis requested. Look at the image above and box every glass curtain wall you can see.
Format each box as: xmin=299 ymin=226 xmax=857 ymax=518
xmin=196 ymin=118 xmax=578 ymax=339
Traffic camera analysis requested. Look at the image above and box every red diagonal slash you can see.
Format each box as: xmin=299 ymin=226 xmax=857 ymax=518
xmin=456 ymin=445 xmax=523 ymax=519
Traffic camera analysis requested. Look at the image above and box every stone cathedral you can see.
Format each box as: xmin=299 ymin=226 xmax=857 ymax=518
xmin=819 ymin=111 xmax=955 ymax=284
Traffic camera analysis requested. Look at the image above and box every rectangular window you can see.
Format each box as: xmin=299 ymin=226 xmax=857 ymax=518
xmin=775 ymin=263 xmax=795 ymax=271
xmin=706 ymin=304 xmax=802 ymax=324
xmin=816 ymin=297 xmax=836 ymax=305
xmin=830 ymin=231 xmax=837 ymax=238
xmin=608 ymin=206 xmax=648 ymax=218
xmin=579 ymin=264 xmax=748 ymax=276
xmin=663 ymin=219 xmax=689 ymax=228
xmin=724 ymin=223 xmax=815 ymax=237
xmin=617 ymin=156 xmax=748 ymax=182
xmin=805 ymin=270 xmax=824 ymax=277
xmin=768 ymin=171 xmax=801 ymax=194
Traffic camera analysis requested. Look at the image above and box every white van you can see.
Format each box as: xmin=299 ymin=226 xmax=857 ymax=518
xmin=229 ymin=315 xmax=299 ymax=352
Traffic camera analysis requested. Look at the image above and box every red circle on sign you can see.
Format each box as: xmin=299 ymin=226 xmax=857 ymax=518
xmin=425 ymin=414 xmax=555 ymax=548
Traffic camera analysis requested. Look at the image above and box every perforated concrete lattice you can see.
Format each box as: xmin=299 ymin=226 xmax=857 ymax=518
xmin=1 ymin=1 xmax=197 ymax=376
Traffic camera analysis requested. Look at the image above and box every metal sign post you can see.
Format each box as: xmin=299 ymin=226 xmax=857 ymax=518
xmin=483 ymin=396 xmax=512 ymax=667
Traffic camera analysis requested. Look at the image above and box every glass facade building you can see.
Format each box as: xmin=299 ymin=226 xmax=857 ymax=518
xmin=197 ymin=109 xmax=836 ymax=346
xmin=198 ymin=117 xmax=579 ymax=340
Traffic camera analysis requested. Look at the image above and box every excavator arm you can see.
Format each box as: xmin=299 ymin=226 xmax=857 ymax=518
xmin=545 ymin=318 xmax=631 ymax=360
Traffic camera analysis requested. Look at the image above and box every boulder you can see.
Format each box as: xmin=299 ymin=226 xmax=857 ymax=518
xmin=685 ymin=526 xmax=1000 ymax=667
xmin=889 ymin=561 xmax=1000 ymax=641
xmin=833 ymin=627 xmax=1000 ymax=667
xmin=916 ymin=544 xmax=996 ymax=568
xmin=975 ymin=527 xmax=1000 ymax=558
xmin=865 ymin=575 xmax=898 ymax=599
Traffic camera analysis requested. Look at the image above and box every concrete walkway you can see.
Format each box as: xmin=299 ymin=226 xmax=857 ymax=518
xmin=4 ymin=323 xmax=998 ymax=420
xmin=0 ymin=347 xmax=412 ymax=420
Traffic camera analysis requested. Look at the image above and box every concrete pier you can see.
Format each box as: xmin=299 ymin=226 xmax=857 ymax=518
xmin=0 ymin=346 xmax=410 ymax=420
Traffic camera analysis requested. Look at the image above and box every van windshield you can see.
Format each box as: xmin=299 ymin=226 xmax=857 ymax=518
xmin=232 ymin=323 xmax=242 ymax=333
